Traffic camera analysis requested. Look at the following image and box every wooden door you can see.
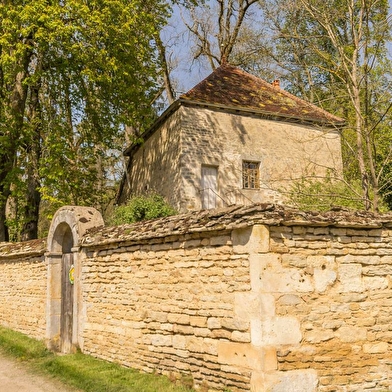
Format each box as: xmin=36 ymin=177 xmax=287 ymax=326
xmin=201 ymin=166 xmax=218 ymax=209
xmin=60 ymin=253 xmax=74 ymax=353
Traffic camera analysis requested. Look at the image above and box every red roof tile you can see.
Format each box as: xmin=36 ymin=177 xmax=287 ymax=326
xmin=180 ymin=64 xmax=345 ymax=126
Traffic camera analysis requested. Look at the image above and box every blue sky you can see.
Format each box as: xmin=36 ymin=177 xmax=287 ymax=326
xmin=161 ymin=4 xmax=216 ymax=96
xmin=162 ymin=0 xmax=392 ymax=97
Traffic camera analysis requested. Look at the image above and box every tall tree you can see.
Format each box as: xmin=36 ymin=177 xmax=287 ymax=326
xmin=181 ymin=0 xmax=260 ymax=68
xmin=0 ymin=0 xmax=169 ymax=241
xmin=257 ymin=0 xmax=392 ymax=211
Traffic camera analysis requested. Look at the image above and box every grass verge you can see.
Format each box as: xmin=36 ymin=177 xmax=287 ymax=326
xmin=0 ymin=325 xmax=194 ymax=392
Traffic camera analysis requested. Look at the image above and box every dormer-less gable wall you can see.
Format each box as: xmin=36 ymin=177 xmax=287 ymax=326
xmin=179 ymin=105 xmax=343 ymax=211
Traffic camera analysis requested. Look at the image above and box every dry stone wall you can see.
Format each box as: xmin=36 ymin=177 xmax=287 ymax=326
xmin=77 ymin=205 xmax=392 ymax=391
xmin=265 ymin=224 xmax=392 ymax=391
xmin=0 ymin=239 xmax=46 ymax=340
xmin=80 ymin=229 xmax=257 ymax=390
xmin=1 ymin=204 xmax=392 ymax=391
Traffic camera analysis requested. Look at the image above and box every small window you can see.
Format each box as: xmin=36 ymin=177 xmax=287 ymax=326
xmin=242 ymin=161 xmax=260 ymax=189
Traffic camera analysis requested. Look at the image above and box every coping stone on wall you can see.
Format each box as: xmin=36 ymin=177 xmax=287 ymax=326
xmin=80 ymin=203 xmax=392 ymax=248
xmin=1 ymin=203 xmax=392 ymax=257
xmin=0 ymin=238 xmax=46 ymax=259
xmin=47 ymin=206 xmax=104 ymax=253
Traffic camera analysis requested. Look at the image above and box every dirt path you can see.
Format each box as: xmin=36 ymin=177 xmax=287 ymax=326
xmin=0 ymin=353 xmax=80 ymax=392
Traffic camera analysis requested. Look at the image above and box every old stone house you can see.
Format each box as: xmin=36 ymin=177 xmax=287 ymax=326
xmin=117 ymin=64 xmax=344 ymax=212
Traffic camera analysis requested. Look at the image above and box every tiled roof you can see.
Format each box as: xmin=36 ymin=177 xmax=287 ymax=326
xmin=180 ymin=64 xmax=345 ymax=126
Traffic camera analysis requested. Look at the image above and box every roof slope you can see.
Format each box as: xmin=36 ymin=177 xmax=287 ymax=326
xmin=180 ymin=64 xmax=345 ymax=126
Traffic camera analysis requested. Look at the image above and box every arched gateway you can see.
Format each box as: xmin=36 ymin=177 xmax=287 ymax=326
xmin=46 ymin=206 xmax=103 ymax=353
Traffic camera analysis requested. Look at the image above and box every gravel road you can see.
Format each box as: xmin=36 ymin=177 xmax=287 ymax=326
xmin=0 ymin=353 xmax=80 ymax=392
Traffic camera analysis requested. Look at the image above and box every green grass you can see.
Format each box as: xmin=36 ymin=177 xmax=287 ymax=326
xmin=0 ymin=325 xmax=194 ymax=392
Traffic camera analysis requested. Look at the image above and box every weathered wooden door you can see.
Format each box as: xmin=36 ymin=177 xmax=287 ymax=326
xmin=60 ymin=253 xmax=74 ymax=353
xmin=201 ymin=166 xmax=218 ymax=209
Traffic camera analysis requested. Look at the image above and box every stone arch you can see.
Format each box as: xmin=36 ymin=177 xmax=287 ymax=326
xmin=46 ymin=206 xmax=104 ymax=352
xmin=47 ymin=206 xmax=103 ymax=254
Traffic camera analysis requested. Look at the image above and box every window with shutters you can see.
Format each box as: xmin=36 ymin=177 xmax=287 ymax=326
xmin=242 ymin=161 xmax=260 ymax=189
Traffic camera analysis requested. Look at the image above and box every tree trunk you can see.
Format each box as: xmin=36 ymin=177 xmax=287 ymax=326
xmin=0 ymin=184 xmax=9 ymax=242
xmin=21 ymin=172 xmax=40 ymax=241
xmin=0 ymin=51 xmax=31 ymax=240
xmin=155 ymin=34 xmax=175 ymax=104
xmin=21 ymin=77 xmax=41 ymax=241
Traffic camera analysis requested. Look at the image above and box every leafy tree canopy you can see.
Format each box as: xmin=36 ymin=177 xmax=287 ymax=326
xmin=0 ymin=0 xmax=170 ymax=240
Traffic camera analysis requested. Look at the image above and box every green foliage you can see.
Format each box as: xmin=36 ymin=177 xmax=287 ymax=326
xmin=110 ymin=194 xmax=177 ymax=225
xmin=44 ymin=353 xmax=193 ymax=392
xmin=0 ymin=0 xmax=170 ymax=240
xmin=288 ymin=176 xmax=389 ymax=212
xmin=0 ymin=326 xmax=194 ymax=392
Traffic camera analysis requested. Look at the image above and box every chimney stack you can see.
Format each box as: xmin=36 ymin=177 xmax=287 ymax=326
xmin=272 ymin=79 xmax=280 ymax=88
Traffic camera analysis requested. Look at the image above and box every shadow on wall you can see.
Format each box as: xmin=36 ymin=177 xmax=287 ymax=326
xmin=119 ymin=104 xmax=342 ymax=212
xmin=121 ymin=111 xmax=183 ymax=209
xmin=180 ymin=106 xmax=341 ymax=209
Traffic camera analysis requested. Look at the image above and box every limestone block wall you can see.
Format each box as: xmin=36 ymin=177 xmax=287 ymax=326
xmin=1 ymin=205 xmax=392 ymax=392
xmin=0 ymin=239 xmax=46 ymax=340
xmin=77 ymin=206 xmax=392 ymax=392
xmin=119 ymin=109 xmax=183 ymax=210
xmin=179 ymin=105 xmax=343 ymax=210
xmin=261 ymin=224 xmax=392 ymax=391
xmin=118 ymin=103 xmax=343 ymax=213
xmin=79 ymin=228 xmax=258 ymax=391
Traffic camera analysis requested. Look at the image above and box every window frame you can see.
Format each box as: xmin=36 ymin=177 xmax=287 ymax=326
xmin=242 ymin=160 xmax=260 ymax=189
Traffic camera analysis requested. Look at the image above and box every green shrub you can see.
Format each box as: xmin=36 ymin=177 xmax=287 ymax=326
xmin=110 ymin=194 xmax=177 ymax=225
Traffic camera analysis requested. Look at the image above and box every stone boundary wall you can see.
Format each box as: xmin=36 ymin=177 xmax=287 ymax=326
xmin=264 ymin=222 xmax=392 ymax=391
xmin=1 ymin=204 xmax=392 ymax=391
xmin=0 ymin=239 xmax=47 ymax=340
xmin=80 ymin=226 xmax=258 ymax=391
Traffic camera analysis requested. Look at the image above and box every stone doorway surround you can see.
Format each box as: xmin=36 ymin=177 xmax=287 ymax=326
xmin=45 ymin=206 xmax=103 ymax=352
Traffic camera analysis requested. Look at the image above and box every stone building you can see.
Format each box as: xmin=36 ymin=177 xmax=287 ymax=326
xmin=117 ymin=64 xmax=344 ymax=212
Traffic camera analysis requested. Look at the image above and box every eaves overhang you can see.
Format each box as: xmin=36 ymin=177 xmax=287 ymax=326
xmin=178 ymin=98 xmax=347 ymax=128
